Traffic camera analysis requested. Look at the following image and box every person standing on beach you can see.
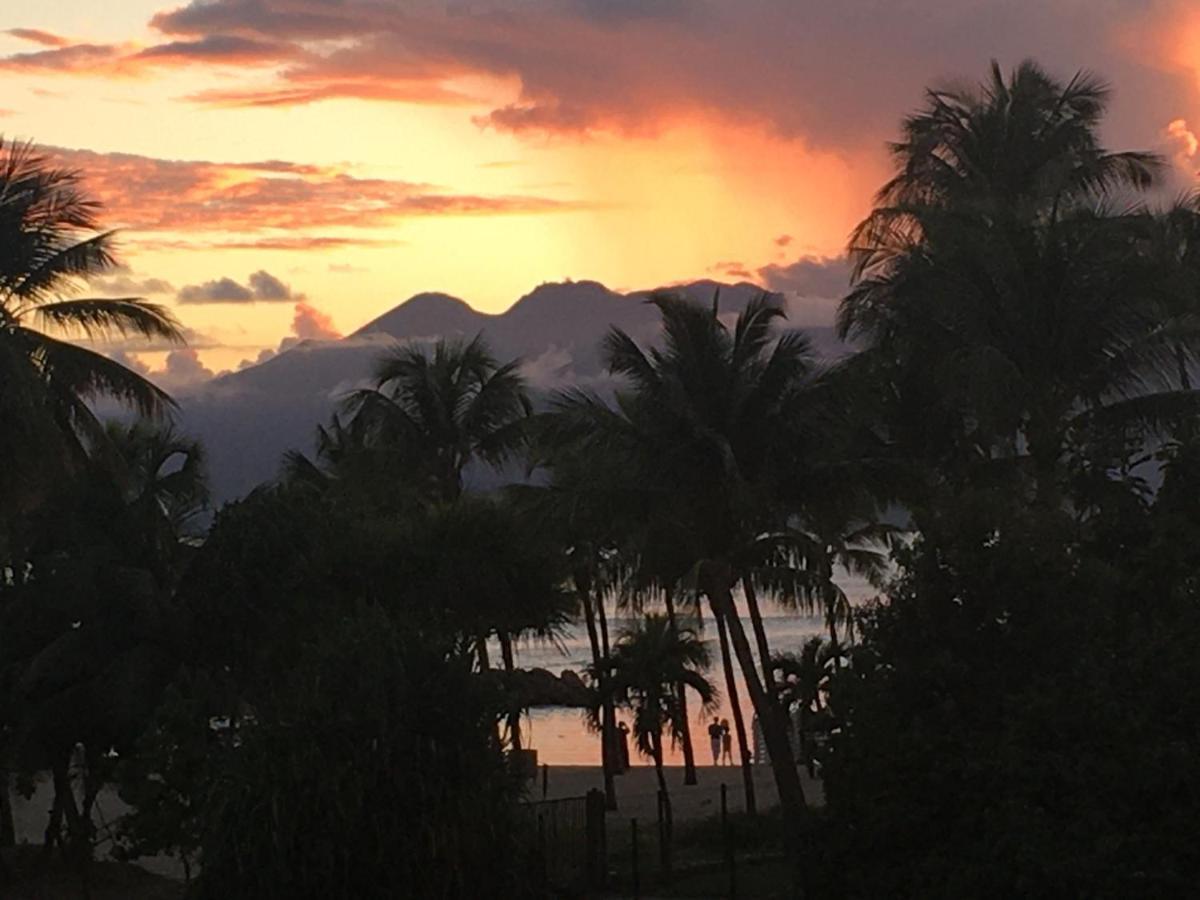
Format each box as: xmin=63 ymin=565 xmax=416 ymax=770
xmin=708 ymin=717 xmax=723 ymax=764
xmin=720 ymin=718 xmax=733 ymax=766
xmin=617 ymin=721 xmax=631 ymax=772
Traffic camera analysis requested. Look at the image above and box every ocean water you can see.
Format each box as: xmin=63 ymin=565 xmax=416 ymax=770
xmin=510 ymin=574 xmax=877 ymax=765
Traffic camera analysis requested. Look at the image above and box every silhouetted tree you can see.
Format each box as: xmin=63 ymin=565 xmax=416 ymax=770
xmin=340 ymin=335 xmax=531 ymax=502
xmin=0 ymin=139 xmax=183 ymax=557
xmin=599 ymin=613 xmax=715 ymax=867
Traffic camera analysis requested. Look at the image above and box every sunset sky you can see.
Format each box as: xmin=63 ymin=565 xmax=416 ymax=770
xmin=5 ymin=0 xmax=1200 ymax=382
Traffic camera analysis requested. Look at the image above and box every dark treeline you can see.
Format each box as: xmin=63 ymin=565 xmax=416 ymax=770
xmin=2 ymin=60 xmax=1200 ymax=898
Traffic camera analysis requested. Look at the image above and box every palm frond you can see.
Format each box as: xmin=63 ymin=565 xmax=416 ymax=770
xmin=31 ymin=297 xmax=184 ymax=343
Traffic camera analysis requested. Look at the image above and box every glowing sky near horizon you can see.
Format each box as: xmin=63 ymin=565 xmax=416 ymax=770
xmin=3 ymin=0 xmax=1200 ymax=382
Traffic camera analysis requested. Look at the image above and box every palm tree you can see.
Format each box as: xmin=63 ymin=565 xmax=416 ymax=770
xmin=341 ymin=335 xmax=531 ymax=503
xmin=510 ymin=441 xmax=639 ymax=808
xmin=604 ymin=515 xmax=706 ymax=788
xmin=1150 ymin=197 xmax=1200 ymax=396
xmin=774 ymin=637 xmax=837 ymax=778
xmin=400 ymin=495 xmax=571 ymax=753
xmin=104 ymin=420 xmax=208 ymax=582
xmin=547 ymin=292 xmax=824 ymax=839
xmin=840 ymin=61 xmax=1200 ymax=506
xmin=0 ymin=139 xmax=184 ymax=554
xmin=601 ymin=614 xmax=715 ymax=870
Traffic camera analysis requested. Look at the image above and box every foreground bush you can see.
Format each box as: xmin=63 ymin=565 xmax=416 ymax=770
xmin=192 ymin=607 xmax=527 ymax=900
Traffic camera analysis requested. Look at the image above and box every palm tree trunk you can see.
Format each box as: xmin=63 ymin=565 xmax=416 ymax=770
xmin=652 ymin=728 xmax=673 ymax=875
xmin=595 ymin=595 xmax=619 ymax=798
xmin=663 ymin=589 xmax=698 ymax=786
xmin=576 ymin=574 xmax=618 ymax=810
xmin=704 ymin=563 xmax=807 ymax=815
xmin=499 ymin=631 xmax=522 ymax=752
xmin=740 ymin=576 xmax=776 ymax=694
xmin=596 ymin=595 xmax=611 ymax=657
xmin=714 ymin=610 xmax=757 ymax=816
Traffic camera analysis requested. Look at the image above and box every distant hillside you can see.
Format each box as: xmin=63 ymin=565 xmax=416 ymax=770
xmin=179 ymin=280 xmax=849 ymax=502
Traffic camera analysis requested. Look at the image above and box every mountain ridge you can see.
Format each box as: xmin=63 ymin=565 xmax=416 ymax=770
xmin=182 ymin=279 xmax=846 ymax=502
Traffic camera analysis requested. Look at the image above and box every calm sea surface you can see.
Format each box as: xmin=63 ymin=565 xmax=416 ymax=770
xmin=511 ymin=573 xmax=877 ymax=765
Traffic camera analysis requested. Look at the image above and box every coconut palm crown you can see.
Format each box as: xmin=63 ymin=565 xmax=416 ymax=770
xmin=0 ymin=139 xmax=184 ymax=537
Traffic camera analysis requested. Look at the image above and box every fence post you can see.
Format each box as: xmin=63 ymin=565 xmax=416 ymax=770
xmin=722 ymin=783 xmax=736 ymax=899
xmin=631 ymin=818 xmax=640 ymax=900
xmin=657 ymin=788 xmax=672 ymax=876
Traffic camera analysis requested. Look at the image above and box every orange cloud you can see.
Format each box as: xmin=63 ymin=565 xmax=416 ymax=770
xmin=0 ymin=43 xmax=129 ymax=74
xmin=139 ymin=236 xmax=405 ymax=252
xmin=40 ymin=145 xmax=587 ymax=239
xmin=0 ymin=34 xmax=297 ymax=76
xmin=707 ymin=260 xmax=755 ymax=281
xmin=1168 ymin=118 xmax=1198 ymax=156
xmin=291 ymin=301 xmax=340 ymax=340
xmin=184 ymin=79 xmax=472 ymax=108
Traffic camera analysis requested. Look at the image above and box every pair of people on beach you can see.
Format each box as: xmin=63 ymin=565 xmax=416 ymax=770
xmin=708 ymin=717 xmax=733 ymax=765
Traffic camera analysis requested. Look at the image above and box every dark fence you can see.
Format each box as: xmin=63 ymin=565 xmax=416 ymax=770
xmin=516 ymin=791 xmax=606 ymax=894
xmin=517 ymin=781 xmax=787 ymax=898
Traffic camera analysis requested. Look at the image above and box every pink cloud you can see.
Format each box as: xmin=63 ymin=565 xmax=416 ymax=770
xmin=6 ymin=28 xmax=71 ymax=47
xmin=291 ymin=301 xmax=340 ymax=340
xmin=36 ymin=145 xmax=585 ymax=240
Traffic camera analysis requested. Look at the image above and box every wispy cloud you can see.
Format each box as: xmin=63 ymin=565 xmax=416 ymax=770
xmin=7 ymin=28 xmax=71 ymax=47
xmin=38 ymin=145 xmax=587 ymax=242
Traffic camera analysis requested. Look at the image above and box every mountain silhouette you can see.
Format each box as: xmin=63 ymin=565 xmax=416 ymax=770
xmin=179 ymin=279 xmax=846 ymax=501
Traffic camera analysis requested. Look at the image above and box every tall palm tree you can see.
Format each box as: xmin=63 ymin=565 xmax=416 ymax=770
xmin=547 ymin=292 xmax=824 ymax=838
xmin=601 ymin=613 xmax=715 ymax=869
xmin=840 ymin=61 xmax=1199 ymax=505
xmin=0 ymin=139 xmax=184 ymax=553
xmin=342 ymin=335 xmax=531 ymax=503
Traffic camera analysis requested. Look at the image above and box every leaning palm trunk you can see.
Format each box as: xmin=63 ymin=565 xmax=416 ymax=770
xmin=499 ymin=631 xmax=522 ymax=752
xmin=576 ymin=575 xmax=618 ymax=809
xmin=714 ymin=610 xmax=757 ymax=816
xmin=703 ymin=562 xmax=807 ymax=816
xmin=663 ymin=589 xmax=698 ymax=786
xmin=741 ymin=576 xmax=776 ymax=693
